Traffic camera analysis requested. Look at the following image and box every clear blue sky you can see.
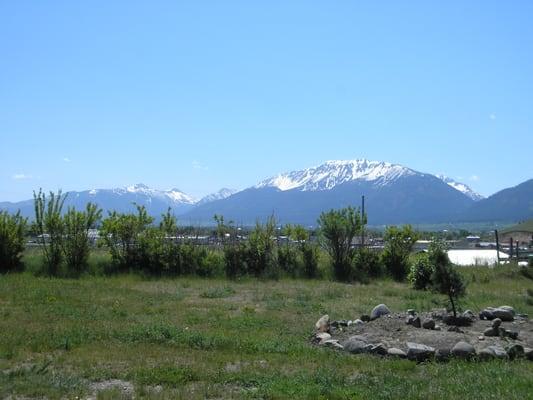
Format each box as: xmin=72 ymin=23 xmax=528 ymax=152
xmin=1 ymin=1 xmax=532 ymax=202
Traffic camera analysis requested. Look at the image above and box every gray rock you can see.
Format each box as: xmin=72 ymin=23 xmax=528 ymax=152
xmin=452 ymin=341 xmax=476 ymax=359
xmin=353 ymin=319 xmax=364 ymax=326
xmin=491 ymin=318 xmax=502 ymax=328
xmin=406 ymin=315 xmax=421 ymax=328
xmin=370 ymin=304 xmax=391 ymax=320
xmin=492 ymin=307 xmax=514 ymax=322
xmin=368 ymin=343 xmax=388 ymax=356
xmin=360 ymin=314 xmax=371 ymax=322
xmin=462 ymin=310 xmax=475 ymax=320
xmin=387 ymin=348 xmax=407 ymax=358
xmin=479 ymin=346 xmax=509 ymax=361
xmin=524 ymin=347 xmax=533 ymax=361
xmin=498 ymin=305 xmax=515 ymax=316
xmin=506 ymin=344 xmax=525 ymax=360
xmin=406 ymin=342 xmax=435 ymax=361
xmin=316 ymin=315 xmax=330 ymax=332
xmin=323 ymin=340 xmax=344 ymax=350
xmin=315 ymin=332 xmax=331 ymax=344
xmin=479 ymin=309 xmax=495 ymax=320
xmin=435 ymin=348 xmax=451 ymax=362
xmin=422 ymin=318 xmax=436 ymax=330
xmin=343 ymin=336 xmax=369 ymax=354
xmin=483 ymin=327 xmax=499 ymax=337
xmin=407 ymin=309 xmax=416 ymax=316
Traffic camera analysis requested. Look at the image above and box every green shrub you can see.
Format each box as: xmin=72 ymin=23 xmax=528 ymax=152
xmin=63 ymin=203 xmax=102 ymax=277
xmin=32 ymin=189 xmax=66 ymax=276
xmin=223 ymin=243 xmax=248 ymax=279
xmin=381 ymin=225 xmax=419 ymax=281
xmin=318 ymin=207 xmax=364 ymax=282
xmin=301 ymin=243 xmax=320 ymax=279
xmin=277 ymin=244 xmax=300 ymax=277
xmin=353 ymin=247 xmax=382 ymax=280
xmin=408 ymin=254 xmax=434 ymax=290
xmin=0 ymin=210 xmax=27 ymax=273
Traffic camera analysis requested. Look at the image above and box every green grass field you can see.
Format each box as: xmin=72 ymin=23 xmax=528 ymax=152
xmin=1 ymin=266 xmax=532 ymax=399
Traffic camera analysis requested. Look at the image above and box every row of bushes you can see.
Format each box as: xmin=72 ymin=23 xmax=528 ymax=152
xmin=1 ymin=189 xmax=460 ymax=286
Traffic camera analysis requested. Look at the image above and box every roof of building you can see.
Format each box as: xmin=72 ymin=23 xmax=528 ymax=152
xmin=500 ymin=220 xmax=533 ymax=234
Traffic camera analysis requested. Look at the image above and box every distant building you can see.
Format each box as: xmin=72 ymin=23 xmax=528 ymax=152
xmin=500 ymin=220 xmax=533 ymax=247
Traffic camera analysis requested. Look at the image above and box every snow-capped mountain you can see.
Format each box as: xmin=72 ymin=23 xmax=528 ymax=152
xmin=184 ymin=159 xmax=479 ymax=225
xmin=0 ymin=183 xmax=198 ymax=219
xmin=197 ymin=188 xmax=238 ymax=205
xmin=436 ymin=175 xmax=484 ymax=201
xmin=256 ymin=160 xmax=417 ymax=191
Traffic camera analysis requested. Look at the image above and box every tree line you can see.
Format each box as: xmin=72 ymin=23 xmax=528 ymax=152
xmin=0 ymin=189 xmax=468 ymax=313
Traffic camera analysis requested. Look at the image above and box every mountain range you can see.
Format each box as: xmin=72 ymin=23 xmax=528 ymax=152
xmin=1 ymin=159 xmax=531 ymax=226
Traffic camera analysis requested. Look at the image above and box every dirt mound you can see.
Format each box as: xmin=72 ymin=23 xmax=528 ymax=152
xmin=313 ymin=308 xmax=533 ymax=361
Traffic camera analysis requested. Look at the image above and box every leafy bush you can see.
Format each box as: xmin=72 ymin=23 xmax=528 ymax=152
xmin=408 ymin=254 xmax=434 ymax=290
xmin=381 ymin=225 xmax=419 ymax=281
xmin=63 ymin=203 xmax=102 ymax=277
xmin=223 ymin=243 xmax=248 ymax=279
xmin=301 ymin=243 xmax=320 ymax=279
xmin=33 ymin=189 xmax=66 ymax=276
xmin=318 ymin=207 xmax=364 ymax=282
xmin=0 ymin=210 xmax=27 ymax=273
xmin=353 ymin=247 xmax=382 ymax=280
xmin=99 ymin=204 xmax=153 ymax=273
xmin=246 ymin=216 xmax=278 ymax=278
xmin=277 ymin=244 xmax=300 ymax=277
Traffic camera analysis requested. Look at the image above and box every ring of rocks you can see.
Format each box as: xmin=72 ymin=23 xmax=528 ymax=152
xmin=313 ymin=304 xmax=533 ymax=362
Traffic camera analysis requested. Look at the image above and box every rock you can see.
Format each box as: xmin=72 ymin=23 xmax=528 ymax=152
xmin=368 ymin=343 xmax=388 ymax=356
xmin=406 ymin=342 xmax=435 ymax=361
xmin=524 ymin=348 xmax=533 ymax=361
xmin=360 ymin=315 xmax=371 ymax=322
xmin=343 ymin=336 xmax=369 ymax=354
xmin=506 ymin=344 xmax=525 ymax=360
xmin=370 ymin=304 xmax=391 ymax=320
xmin=478 ymin=346 xmax=508 ymax=361
xmin=451 ymin=341 xmax=476 ymax=359
xmin=387 ymin=348 xmax=407 ymax=358
xmin=492 ymin=307 xmax=514 ymax=322
xmin=499 ymin=328 xmax=519 ymax=340
xmin=316 ymin=315 xmax=330 ymax=332
xmin=479 ymin=309 xmax=495 ymax=320
xmin=422 ymin=318 xmax=436 ymax=330
xmin=323 ymin=340 xmax=344 ymax=350
xmin=315 ymin=332 xmax=331 ymax=344
xmin=491 ymin=318 xmax=502 ymax=328
xmin=331 ymin=320 xmax=349 ymax=328
xmin=498 ymin=305 xmax=515 ymax=316
xmin=478 ymin=336 xmax=485 ymax=341
xmin=483 ymin=327 xmax=499 ymax=337
xmin=353 ymin=319 xmax=364 ymax=326
xmin=435 ymin=348 xmax=451 ymax=362
xmin=406 ymin=315 xmax=421 ymax=328
xmin=407 ymin=309 xmax=416 ymax=316
xmin=462 ymin=310 xmax=475 ymax=321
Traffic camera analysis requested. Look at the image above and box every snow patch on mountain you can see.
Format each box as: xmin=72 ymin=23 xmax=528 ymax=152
xmin=256 ymin=159 xmax=418 ymax=192
xmin=198 ymin=188 xmax=238 ymax=205
xmin=436 ymin=175 xmax=484 ymax=201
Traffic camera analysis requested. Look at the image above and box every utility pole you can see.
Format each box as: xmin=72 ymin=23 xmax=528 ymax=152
xmin=361 ymin=195 xmax=365 ymax=247
xmin=495 ymin=229 xmax=501 ymax=265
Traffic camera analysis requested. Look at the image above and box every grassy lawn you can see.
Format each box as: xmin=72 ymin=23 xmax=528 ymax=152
xmin=0 ymin=266 xmax=532 ymax=399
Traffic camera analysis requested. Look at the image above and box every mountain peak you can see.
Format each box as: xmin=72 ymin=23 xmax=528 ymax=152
xmin=198 ymin=188 xmax=238 ymax=205
xmin=436 ymin=175 xmax=484 ymax=201
xmin=256 ymin=159 xmax=417 ymax=192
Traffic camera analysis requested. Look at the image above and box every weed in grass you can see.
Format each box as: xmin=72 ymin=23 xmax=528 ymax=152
xmin=200 ymin=286 xmax=236 ymax=299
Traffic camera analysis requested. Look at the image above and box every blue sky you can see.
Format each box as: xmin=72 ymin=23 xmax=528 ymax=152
xmin=1 ymin=1 xmax=532 ymax=201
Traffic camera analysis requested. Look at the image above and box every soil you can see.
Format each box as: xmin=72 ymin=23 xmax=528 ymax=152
xmin=327 ymin=311 xmax=533 ymax=353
